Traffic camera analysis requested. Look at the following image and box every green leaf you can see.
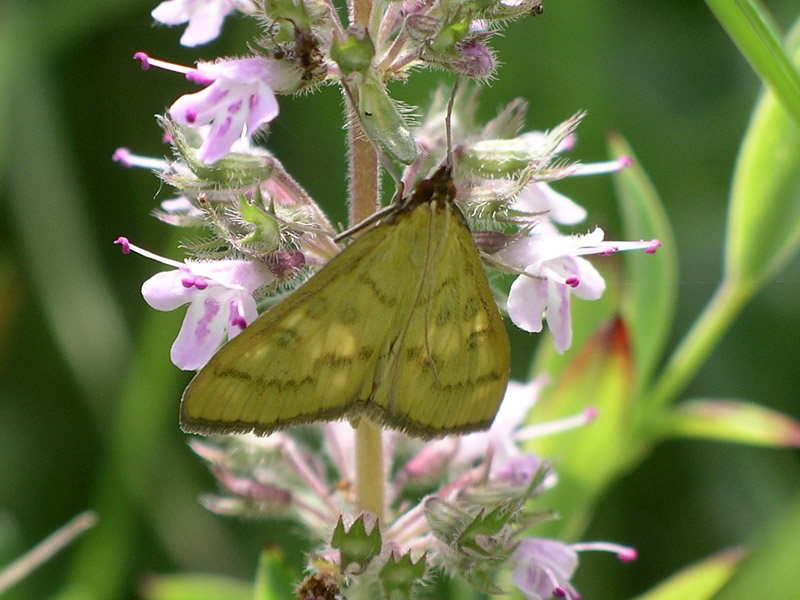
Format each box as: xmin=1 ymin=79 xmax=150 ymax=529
xmin=254 ymin=547 xmax=296 ymax=600
xmin=725 ymin=17 xmax=800 ymax=285
xmin=330 ymin=514 xmax=382 ymax=573
xmin=357 ymin=79 xmax=417 ymax=165
xmin=424 ymin=497 xmax=471 ymax=546
xmin=141 ymin=573 xmax=252 ymax=600
xmin=710 ymin=493 xmax=800 ymax=599
xmin=608 ymin=133 xmax=678 ymax=394
xmin=525 ymin=318 xmax=635 ymax=539
xmin=630 ymin=548 xmax=745 ymax=600
xmin=705 ymin=0 xmax=800 ymax=125
xmin=665 ymin=399 xmax=800 ymax=448
xmin=379 ymin=552 xmax=427 ymax=600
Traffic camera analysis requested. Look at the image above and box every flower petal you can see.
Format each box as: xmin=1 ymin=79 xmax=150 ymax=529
xmin=171 ymin=293 xmax=229 ymax=369
xmin=515 ymin=183 xmax=587 ymax=225
xmin=244 ymin=83 xmax=279 ymax=134
xmin=511 ymin=538 xmax=578 ymax=600
xmin=545 ymin=280 xmax=572 ymax=354
xmin=180 ymin=0 xmax=231 ymax=47
xmin=151 ymin=0 xmax=193 ymax=25
xmin=224 ymin=292 xmax=258 ymax=338
xmin=507 ymin=274 xmax=548 ymax=333
xmin=141 ymin=269 xmax=194 ymax=311
xmin=570 ymin=256 xmax=606 ymax=301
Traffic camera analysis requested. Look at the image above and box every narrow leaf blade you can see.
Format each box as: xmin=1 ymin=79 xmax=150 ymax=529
xmin=608 ymin=133 xmax=678 ymax=393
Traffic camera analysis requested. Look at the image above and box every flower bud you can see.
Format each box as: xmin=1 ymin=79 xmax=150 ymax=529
xmin=450 ymin=39 xmax=496 ymax=79
xmin=162 ymin=118 xmax=275 ymax=188
xmin=358 ymin=79 xmax=417 ymax=165
xmin=456 ymin=138 xmax=533 ymax=178
xmin=330 ymin=28 xmax=375 ymax=76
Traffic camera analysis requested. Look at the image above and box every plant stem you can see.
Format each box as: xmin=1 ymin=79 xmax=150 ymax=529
xmin=347 ymin=0 xmax=385 ymax=520
xmin=355 ymin=419 xmax=385 ymax=519
xmin=644 ymin=277 xmax=754 ymax=416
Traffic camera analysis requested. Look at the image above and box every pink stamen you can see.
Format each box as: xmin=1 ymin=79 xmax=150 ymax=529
xmin=186 ymin=70 xmax=215 ymax=86
xmin=114 ymin=237 xmax=131 ymax=254
xmin=134 ymin=53 xmax=194 ymax=76
xmin=112 ymin=237 xmax=185 ymax=268
xmin=193 ymin=277 xmax=208 ymax=290
xmin=112 ymin=147 xmax=133 ymax=167
xmin=571 ymin=541 xmax=638 ymax=563
xmin=515 ymin=406 xmax=597 ymax=441
xmin=133 ymin=51 xmax=150 ymax=69
xmin=645 ymin=238 xmax=661 ymax=254
xmin=111 ymin=148 xmax=168 ymax=171
xmin=181 ymin=277 xmax=195 ymax=288
xmin=185 ymin=108 xmax=198 ymax=124
xmin=617 ymin=548 xmax=638 ymax=563
xmin=570 ymin=156 xmax=632 ymax=177
xmin=553 ymin=587 xmax=567 ymax=598
xmin=565 ymin=276 xmax=579 ymax=288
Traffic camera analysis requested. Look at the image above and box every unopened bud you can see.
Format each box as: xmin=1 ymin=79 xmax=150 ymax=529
xmin=358 ymin=79 xmax=417 ymax=165
xmin=330 ymin=28 xmax=375 ymax=76
xmin=456 ymin=138 xmax=533 ymax=178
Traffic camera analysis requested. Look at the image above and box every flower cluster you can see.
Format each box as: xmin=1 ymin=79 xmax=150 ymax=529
xmin=189 ymin=380 xmax=635 ymax=598
xmin=115 ymin=0 xmax=649 ymax=597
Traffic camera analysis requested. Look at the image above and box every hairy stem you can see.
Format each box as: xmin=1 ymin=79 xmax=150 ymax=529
xmin=355 ymin=419 xmax=385 ymax=519
xmin=347 ymin=0 xmax=384 ymax=519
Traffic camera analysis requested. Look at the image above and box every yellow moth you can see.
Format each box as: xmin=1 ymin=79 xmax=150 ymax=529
xmin=180 ymin=166 xmax=511 ymax=439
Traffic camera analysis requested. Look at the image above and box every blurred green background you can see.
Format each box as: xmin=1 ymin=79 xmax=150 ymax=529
xmin=1 ymin=0 xmax=799 ymax=598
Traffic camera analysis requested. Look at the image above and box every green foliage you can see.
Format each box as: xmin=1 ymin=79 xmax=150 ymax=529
xmin=331 ymin=515 xmax=382 ymax=574
xmin=2 ymin=1 xmax=800 ymax=600
xmin=666 ymin=399 xmax=800 ymax=447
xmin=379 ymin=552 xmax=427 ymax=600
xmin=706 ymin=0 xmax=800 ymax=125
xmin=725 ymin=17 xmax=800 ymax=285
xmin=711 ymin=493 xmax=800 ymax=600
xmin=141 ymin=574 xmax=252 ymax=600
xmin=632 ymin=548 xmax=744 ymax=600
xmin=609 ymin=133 xmax=678 ymax=396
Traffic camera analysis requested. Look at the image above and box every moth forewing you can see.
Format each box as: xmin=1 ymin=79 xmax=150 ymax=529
xmin=180 ymin=167 xmax=511 ymax=439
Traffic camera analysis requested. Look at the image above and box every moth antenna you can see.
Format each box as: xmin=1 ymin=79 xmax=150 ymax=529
xmin=333 ymin=203 xmax=397 ymax=242
xmin=445 ymin=77 xmax=460 ymax=171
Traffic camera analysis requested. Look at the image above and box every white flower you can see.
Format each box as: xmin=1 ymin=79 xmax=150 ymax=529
xmin=499 ymin=227 xmax=660 ymax=353
xmin=500 ymin=228 xmax=607 ymax=353
xmin=169 ymin=57 xmax=300 ymax=163
xmin=134 ymin=53 xmax=300 ymax=163
xmin=152 ymin=0 xmax=235 ymax=47
xmin=511 ymin=538 xmax=579 ymax=600
xmin=512 ymin=182 xmax=587 ymax=225
xmin=115 ymin=237 xmax=272 ymax=369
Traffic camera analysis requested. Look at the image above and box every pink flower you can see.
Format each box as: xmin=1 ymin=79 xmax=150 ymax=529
xmin=170 ymin=57 xmax=300 ymax=163
xmin=115 ymin=237 xmax=272 ymax=369
xmin=134 ymin=53 xmax=300 ymax=163
xmin=512 ymin=182 xmax=587 ymax=225
xmin=511 ymin=538 xmax=638 ymax=599
xmin=511 ymin=539 xmax=579 ymax=600
xmin=152 ymin=0 xmax=236 ymax=47
xmin=500 ymin=228 xmax=607 ymax=354
xmin=499 ymin=227 xmax=659 ymax=353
